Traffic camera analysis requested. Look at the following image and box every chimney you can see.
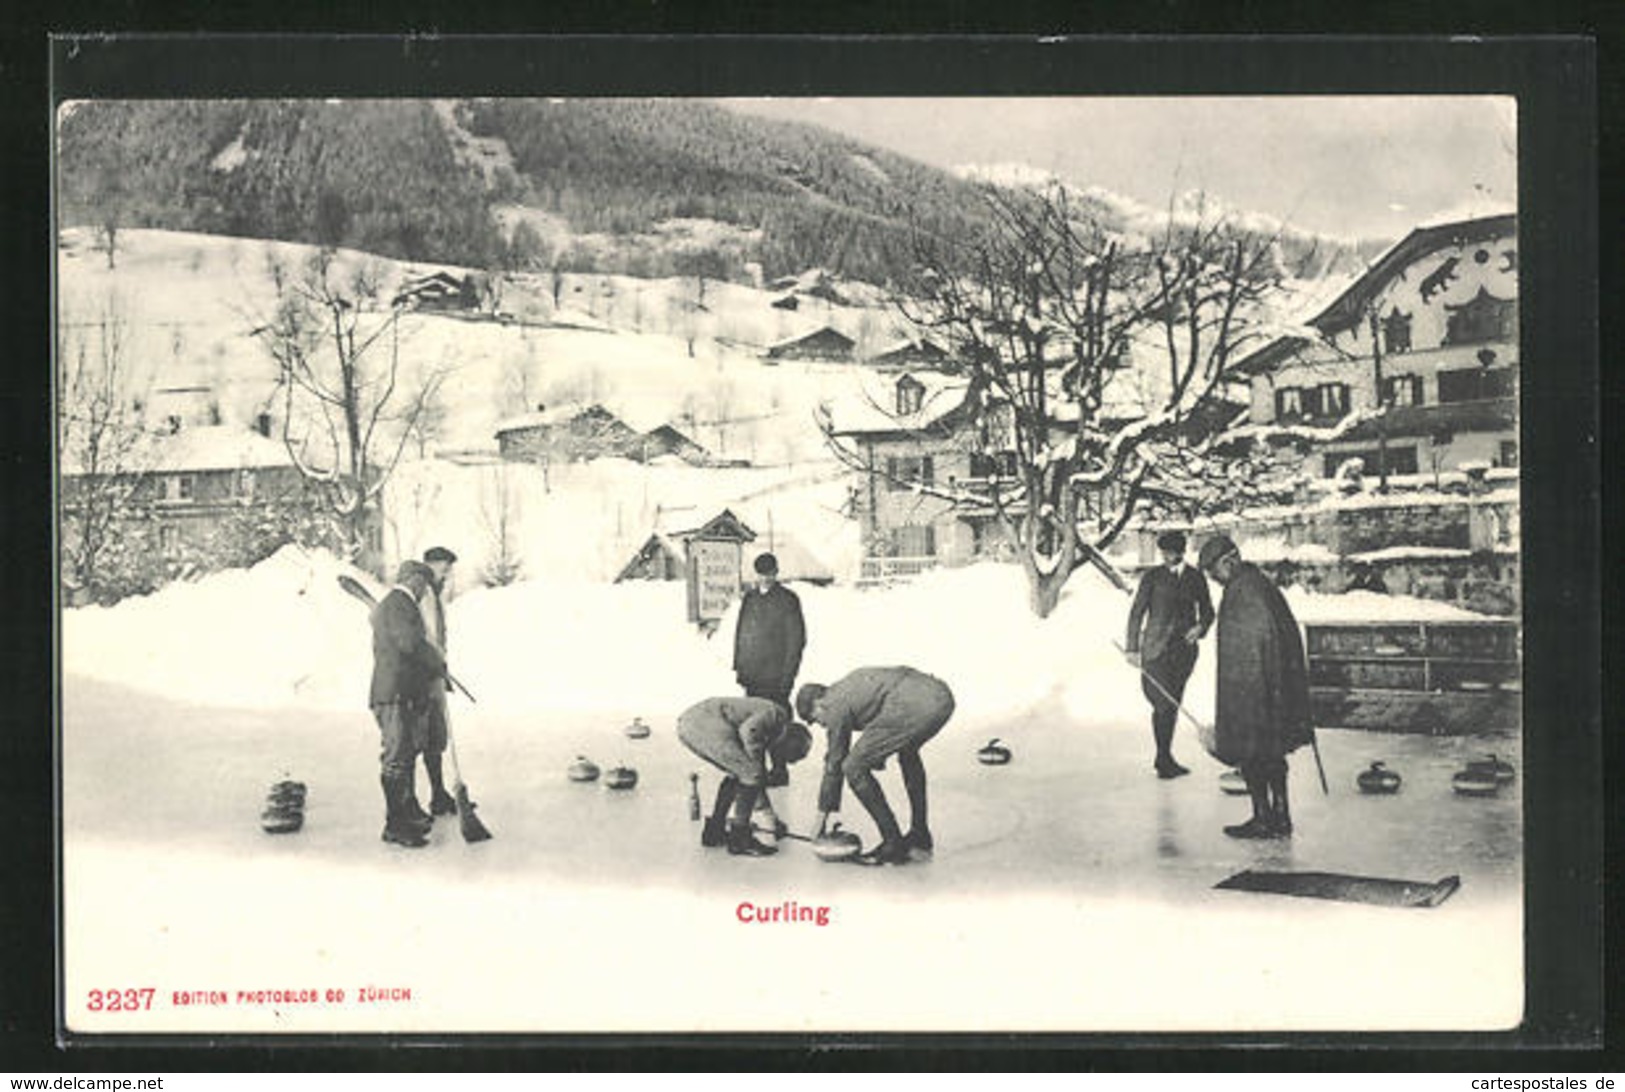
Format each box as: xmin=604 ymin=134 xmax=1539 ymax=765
xmin=254 ymin=412 xmax=272 ymax=437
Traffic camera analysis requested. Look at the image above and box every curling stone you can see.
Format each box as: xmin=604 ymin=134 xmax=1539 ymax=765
xmin=260 ymin=804 xmax=304 ymax=834
xmin=604 ymin=765 xmax=638 ymax=790
xmin=812 ymin=825 xmax=863 ymax=862
xmin=977 ymin=738 xmax=1012 ymax=765
xmin=268 ymin=783 xmax=307 ymax=807
xmin=1451 ymin=767 xmax=1500 ymax=797
xmin=567 ymin=756 xmax=600 ymax=783
xmin=1218 ymin=769 xmax=1249 ymax=796
xmin=1466 ymin=753 xmax=1515 ymax=785
xmin=1356 ymin=761 xmax=1402 ymax=795
xmin=624 ymin=717 xmax=651 ymax=740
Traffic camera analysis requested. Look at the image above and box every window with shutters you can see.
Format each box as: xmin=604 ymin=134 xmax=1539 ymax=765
xmin=1315 ymin=383 xmax=1350 ymax=418
xmin=1382 ymin=309 xmax=1413 ymax=354
xmin=885 ymin=454 xmax=935 ymax=491
xmin=1382 ymin=374 xmax=1423 ymax=408
xmin=1276 ymin=387 xmax=1303 ymax=421
xmin=1438 ymin=367 xmax=1515 ymax=404
xmin=891 ymin=524 xmax=936 ymax=557
xmin=895 ymin=375 xmax=925 ymax=416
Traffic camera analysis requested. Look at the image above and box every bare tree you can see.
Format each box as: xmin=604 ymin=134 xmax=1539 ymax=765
xmin=477 ymin=462 xmax=525 ymax=587
xmin=58 ymin=295 xmax=153 ymax=599
xmin=249 ymin=248 xmax=442 ymax=574
xmin=825 ymin=183 xmax=1347 ymax=617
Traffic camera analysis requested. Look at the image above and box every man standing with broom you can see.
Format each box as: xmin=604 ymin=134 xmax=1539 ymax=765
xmin=415 ymin=546 xmax=459 ymax=822
xmin=1197 ymin=535 xmax=1315 ymax=839
xmin=369 ymin=561 xmax=446 ymax=849
xmin=1124 ymin=531 xmax=1214 ymax=780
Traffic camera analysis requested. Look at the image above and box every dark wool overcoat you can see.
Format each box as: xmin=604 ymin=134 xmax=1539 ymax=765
xmin=733 ymin=583 xmax=806 ymax=695
xmin=1125 ymin=563 xmax=1215 ymax=663
xmin=369 ymin=588 xmax=447 ymax=708
xmin=1209 ymin=563 xmax=1314 ymax=767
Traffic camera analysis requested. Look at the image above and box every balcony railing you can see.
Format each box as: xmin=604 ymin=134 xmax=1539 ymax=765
xmin=858 ymin=555 xmax=941 ymax=585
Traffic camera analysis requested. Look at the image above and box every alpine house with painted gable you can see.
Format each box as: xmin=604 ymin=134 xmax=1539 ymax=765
xmin=1233 ymin=211 xmax=1518 ymax=479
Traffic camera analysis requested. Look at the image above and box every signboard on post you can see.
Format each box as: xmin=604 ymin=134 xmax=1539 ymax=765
xmin=681 ymin=508 xmax=757 ymax=628
xmin=687 ymin=537 xmax=743 ymax=625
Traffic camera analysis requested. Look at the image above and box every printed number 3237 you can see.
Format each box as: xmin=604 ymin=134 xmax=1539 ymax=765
xmin=87 ymin=988 xmax=155 ymax=1011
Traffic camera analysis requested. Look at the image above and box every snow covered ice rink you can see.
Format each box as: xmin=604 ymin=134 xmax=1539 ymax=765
xmin=60 ymin=549 xmax=1522 ymax=1034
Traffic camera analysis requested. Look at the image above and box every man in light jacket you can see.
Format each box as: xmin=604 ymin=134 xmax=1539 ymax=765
xmin=797 ymin=666 xmax=955 ymax=866
xmin=677 ymin=696 xmax=811 ymax=857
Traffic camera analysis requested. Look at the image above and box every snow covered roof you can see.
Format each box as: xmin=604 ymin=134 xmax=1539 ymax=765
xmin=156 ymin=425 xmax=296 ymax=473
xmin=1232 ymin=210 xmax=1517 ymax=375
xmin=545 ymin=308 xmax=614 ymax=333
xmin=824 ymin=372 xmax=973 ymax=436
xmin=1304 ymin=211 xmax=1517 ymax=336
xmin=766 ymin=325 xmax=855 ymax=353
xmin=63 ymin=424 xmax=295 ymax=477
xmin=744 ymin=536 xmax=835 ymax=584
xmin=494 ymin=400 xmax=673 ymax=437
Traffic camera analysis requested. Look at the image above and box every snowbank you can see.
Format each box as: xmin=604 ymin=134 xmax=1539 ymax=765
xmin=63 ymin=547 xmax=1487 ymax=727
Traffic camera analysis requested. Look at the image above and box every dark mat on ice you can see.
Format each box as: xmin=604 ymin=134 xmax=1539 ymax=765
xmin=1215 ymin=869 xmax=1460 ymax=908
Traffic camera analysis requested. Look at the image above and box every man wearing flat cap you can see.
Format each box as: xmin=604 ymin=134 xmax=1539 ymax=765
xmin=369 ymin=560 xmax=447 ymax=848
xmin=1124 ymin=530 xmax=1214 ymax=779
xmin=414 ymin=546 xmax=459 ymax=820
xmin=1197 ymin=535 xmax=1313 ymax=839
xmin=733 ymin=552 xmax=806 ymax=784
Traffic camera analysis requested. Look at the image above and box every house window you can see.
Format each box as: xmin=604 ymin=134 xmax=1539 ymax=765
xmin=1381 ymin=309 xmax=1413 ymax=355
xmin=1437 ymin=367 xmax=1516 ymax=404
xmin=1381 ymin=374 xmax=1423 ymax=408
xmin=891 ymin=524 xmax=936 ymax=558
xmin=885 ymin=455 xmax=935 ymax=491
xmin=969 ymin=451 xmax=1019 ymax=478
xmin=159 ymin=524 xmax=178 ymax=557
xmin=163 ymin=475 xmax=197 ymax=503
xmin=1306 ymin=383 xmax=1350 ymax=418
xmin=895 ymin=376 xmax=925 ymax=416
xmin=237 ymin=469 xmax=256 ymax=499
xmin=1443 ymin=287 xmax=1517 ymax=346
xmin=1275 ymin=387 xmax=1303 ymax=421
xmin=1498 ymin=440 xmax=1519 ymax=468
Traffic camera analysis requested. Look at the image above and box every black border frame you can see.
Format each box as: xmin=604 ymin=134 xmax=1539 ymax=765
xmin=5 ymin=29 xmax=1604 ymax=1071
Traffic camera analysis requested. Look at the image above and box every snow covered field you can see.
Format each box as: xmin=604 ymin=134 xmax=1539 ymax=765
xmin=60 ymin=550 xmax=1522 ymax=1034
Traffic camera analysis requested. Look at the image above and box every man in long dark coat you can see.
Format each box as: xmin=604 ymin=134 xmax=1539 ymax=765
xmin=1197 ymin=536 xmax=1314 ymax=839
xmin=370 ymin=561 xmax=447 ymax=848
xmin=733 ymin=552 xmax=806 ymax=782
xmin=1125 ymin=530 xmax=1214 ymax=779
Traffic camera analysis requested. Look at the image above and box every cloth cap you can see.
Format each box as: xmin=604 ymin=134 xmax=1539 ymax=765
xmin=395 ymin=559 xmax=432 ymax=585
xmin=1197 ymin=535 xmax=1240 ymax=571
xmin=776 ymin=722 xmax=813 ymax=764
xmin=753 ymin=553 xmax=779 ymax=576
xmin=423 ymin=546 xmax=458 ymax=564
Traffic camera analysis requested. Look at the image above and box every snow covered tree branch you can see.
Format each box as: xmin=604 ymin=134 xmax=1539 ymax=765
xmin=869 ymin=182 xmax=1302 ymax=617
xmin=248 ymin=248 xmax=442 ymax=574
